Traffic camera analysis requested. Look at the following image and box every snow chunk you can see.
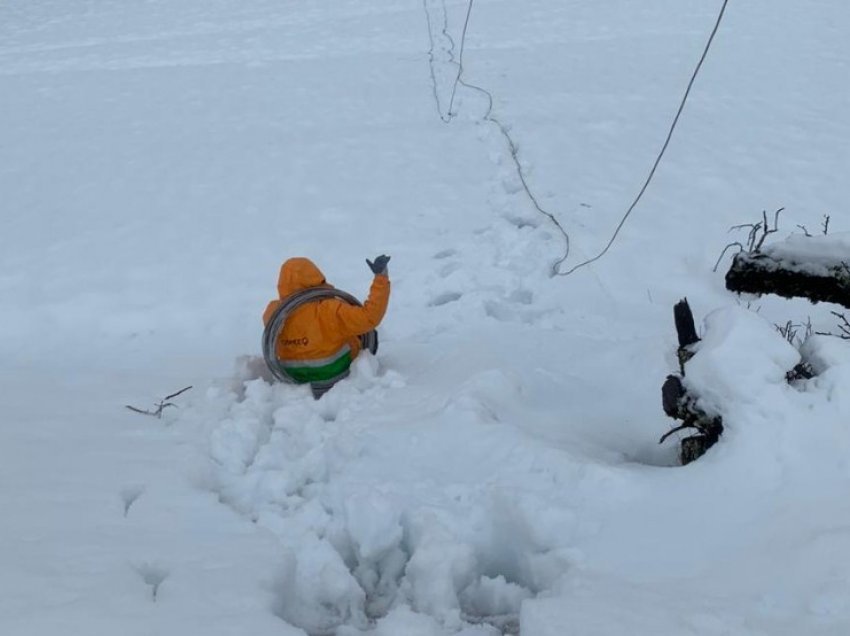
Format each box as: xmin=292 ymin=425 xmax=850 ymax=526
xmin=367 ymin=606 xmax=443 ymax=636
xmin=800 ymin=334 xmax=850 ymax=374
xmin=684 ymin=307 xmax=799 ymax=415
xmin=271 ymin=539 xmax=367 ymax=634
xmin=460 ymin=574 xmax=532 ymax=619
xmin=402 ymin=516 xmax=478 ymax=627
xmin=345 ymin=493 xmax=403 ymax=562
xmin=761 ymin=232 xmax=850 ymax=277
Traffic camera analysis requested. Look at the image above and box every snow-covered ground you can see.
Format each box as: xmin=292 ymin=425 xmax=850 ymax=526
xmin=3 ymin=1 xmax=850 ymax=634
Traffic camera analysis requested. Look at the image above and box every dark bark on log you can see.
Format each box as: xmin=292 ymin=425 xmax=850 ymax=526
xmin=681 ymin=435 xmax=717 ymax=465
xmin=787 ymin=362 xmax=815 ymax=382
xmin=659 ymin=373 xmax=723 ymax=465
xmin=661 ymin=301 xmax=722 ymax=466
xmin=673 ymin=299 xmax=700 ymax=374
xmin=726 ymin=252 xmax=850 ymax=309
xmin=662 ymin=375 xmax=686 ymax=419
xmin=674 ymin=299 xmax=700 ymax=348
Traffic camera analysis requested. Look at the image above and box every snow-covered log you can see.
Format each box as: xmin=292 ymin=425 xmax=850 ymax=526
xmin=660 ymin=299 xmax=724 ymax=465
xmin=726 ymin=234 xmax=850 ymax=308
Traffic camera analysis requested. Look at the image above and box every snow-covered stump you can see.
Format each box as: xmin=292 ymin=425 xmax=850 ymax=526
xmin=661 ymin=300 xmax=822 ymax=466
xmin=725 ymin=234 xmax=850 ymax=308
xmin=661 ymin=300 xmax=724 ymax=465
xmin=661 ymin=375 xmax=723 ymax=465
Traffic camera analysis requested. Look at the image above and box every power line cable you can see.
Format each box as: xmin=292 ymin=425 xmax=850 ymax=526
xmin=559 ymin=0 xmax=731 ymax=276
xmin=424 ymin=0 xmax=731 ymax=277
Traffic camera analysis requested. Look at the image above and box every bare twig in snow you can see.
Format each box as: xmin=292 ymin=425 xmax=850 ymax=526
xmin=831 ymin=311 xmax=850 ymax=339
xmin=125 ymin=386 xmax=192 ymax=419
xmin=754 ymin=207 xmax=783 ymax=252
xmin=775 ymin=320 xmax=801 ymax=346
xmin=713 ymin=242 xmax=745 ymax=272
xmin=717 ymin=208 xmax=784 ymax=272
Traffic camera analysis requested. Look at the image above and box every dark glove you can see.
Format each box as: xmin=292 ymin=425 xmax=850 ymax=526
xmin=366 ymin=254 xmax=391 ymax=276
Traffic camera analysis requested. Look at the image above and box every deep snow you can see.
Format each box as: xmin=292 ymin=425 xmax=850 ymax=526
xmin=3 ymin=0 xmax=850 ymax=634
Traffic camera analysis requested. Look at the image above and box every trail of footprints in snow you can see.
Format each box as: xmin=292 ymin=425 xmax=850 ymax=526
xmin=427 ymin=247 xmax=541 ymax=324
xmin=200 ymin=370 xmax=550 ymax=634
xmin=428 ymin=249 xmax=464 ymax=306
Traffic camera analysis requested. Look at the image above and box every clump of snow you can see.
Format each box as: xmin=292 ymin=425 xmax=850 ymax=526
xmin=459 ymin=575 xmax=532 ymax=621
xmin=347 ymin=606 xmax=442 ymax=636
xmin=178 ymin=360 xmax=593 ymax=633
xmin=343 ymin=493 xmax=408 ymax=619
xmin=800 ymin=334 xmax=850 ymax=374
xmin=402 ymin=518 xmax=478 ymax=627
xmin=759 ymin=232 xmax=850 ymax=277
xmin=345 ymin=494 xmax=403 ymax=564
xmin=684 ymin=306 xmax=800 ymax=416
xmin=271 ymin=539 xmax=368 ymax=634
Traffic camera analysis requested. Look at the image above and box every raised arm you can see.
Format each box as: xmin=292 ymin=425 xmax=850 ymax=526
xmin=333 ymin=272 xmax=390 ymax=337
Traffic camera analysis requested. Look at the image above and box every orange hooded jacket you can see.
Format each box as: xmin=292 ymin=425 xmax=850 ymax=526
xmin=263 ymin=258 xmax=390 ymax=383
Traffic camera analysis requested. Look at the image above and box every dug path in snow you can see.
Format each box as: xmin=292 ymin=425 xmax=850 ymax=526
xmin=3 ymin=1 xmax=850 ymax=635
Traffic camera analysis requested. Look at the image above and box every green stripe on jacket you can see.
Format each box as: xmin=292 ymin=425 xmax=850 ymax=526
xmin=283 ymin=351 xmax=353 ymax=384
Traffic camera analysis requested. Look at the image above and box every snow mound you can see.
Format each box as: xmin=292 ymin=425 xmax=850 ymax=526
xmin=685 ymin=306 xmax=800 ymax=416
xmin=182 ymin=314 xmax=850 ymax=634
xmin=176 ymin=360 xmax=604 ymax=634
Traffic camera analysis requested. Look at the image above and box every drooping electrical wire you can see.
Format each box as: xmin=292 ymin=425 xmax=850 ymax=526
xmin=424 ymin=0 xmax=732 ymax=277
xmin=559 ymin=0 xmax=731 ymax=276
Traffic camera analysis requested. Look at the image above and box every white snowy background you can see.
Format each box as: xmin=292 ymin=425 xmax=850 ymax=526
xmin=2 ymin=1 xmax=850 ymax=634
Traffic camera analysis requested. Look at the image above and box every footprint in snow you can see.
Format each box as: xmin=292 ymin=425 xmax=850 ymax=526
xmin=120 ymin=485 xmax=145 ymax=517
xmin=439 ymin=261 xmax=461 ymax=278
xmin=429 ymin=292 xmax=463 ymax=307
xmin=134 ymin=562 xmax=169 ymax=602
xmin=433 ymin=248 xmax=457 ymax=260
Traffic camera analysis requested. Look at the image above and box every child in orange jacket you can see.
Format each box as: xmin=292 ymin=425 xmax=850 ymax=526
xmin=263 ymin=256 xmax=390 ymax=386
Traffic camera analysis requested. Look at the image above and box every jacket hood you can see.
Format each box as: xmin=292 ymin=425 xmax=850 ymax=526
xmin=277 ymin=257 xmax=328 ymax=297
